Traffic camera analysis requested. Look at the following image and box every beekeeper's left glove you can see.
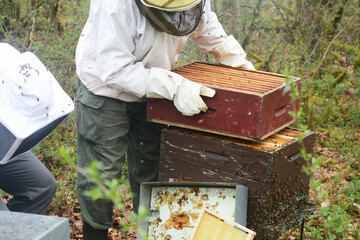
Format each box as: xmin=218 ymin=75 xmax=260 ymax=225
xmin=146 ymin=67 xmax=215 ymax=116
xmin=211 ymin=35 xmax=255 ymax=70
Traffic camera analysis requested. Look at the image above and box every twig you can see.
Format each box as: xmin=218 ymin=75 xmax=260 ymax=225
xmin=301 ymin=36 xmax=322 ymax=69
xmin=77 ymin=167 xmax=110 ymax=196
xmin=24 ymin=11 xmax=36 ymax=50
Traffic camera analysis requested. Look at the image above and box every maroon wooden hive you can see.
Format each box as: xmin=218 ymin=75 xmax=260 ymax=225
xmin=147 ymin=62 xmax=301 ymax=141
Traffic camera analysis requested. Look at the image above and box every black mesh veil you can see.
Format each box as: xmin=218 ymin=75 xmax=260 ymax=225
xmin=136 ymin=0 xmax=206 ymax=36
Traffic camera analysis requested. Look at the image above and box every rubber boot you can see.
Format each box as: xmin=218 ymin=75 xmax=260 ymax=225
xmin=83 ymin=221 xmax=108 ymax=240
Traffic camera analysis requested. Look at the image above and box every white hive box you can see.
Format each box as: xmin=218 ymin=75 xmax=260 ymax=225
xmin=137 ymin=182 xmax=250 ymax=240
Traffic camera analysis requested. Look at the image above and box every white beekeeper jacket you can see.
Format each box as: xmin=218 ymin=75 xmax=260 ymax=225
xmin=0 ymin=43 xmax=74 ymax=164
xmin=76 ymin=0 xmax=253 ymax=103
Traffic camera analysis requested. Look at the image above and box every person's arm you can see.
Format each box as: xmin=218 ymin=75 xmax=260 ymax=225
xmin=86 ymin=2 xmax=215 ymax=116
xmin=93 ymin=3 xmax=149 ymax=99
xmin=189 ymin=1 xmax=255 ymax=70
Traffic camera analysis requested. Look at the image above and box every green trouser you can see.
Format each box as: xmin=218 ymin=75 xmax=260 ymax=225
xmin=76 ymin=81 xmax=163 ymax=230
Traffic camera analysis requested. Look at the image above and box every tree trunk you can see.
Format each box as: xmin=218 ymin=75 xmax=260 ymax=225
xmin=0 ymin=0 xmax=21 ymax=37
xmin=327 ymin=0 xmax=349 ymax=40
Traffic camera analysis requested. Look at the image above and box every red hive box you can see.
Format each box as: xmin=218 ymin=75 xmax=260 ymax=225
xmin=147 ymin=62 xmax=301 ymax=141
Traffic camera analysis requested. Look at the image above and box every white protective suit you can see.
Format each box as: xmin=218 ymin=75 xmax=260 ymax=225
xmin=75 ymin=0 xmax=254 ymax=116
xmin=0 ymin=43 xmax=74 ymax=164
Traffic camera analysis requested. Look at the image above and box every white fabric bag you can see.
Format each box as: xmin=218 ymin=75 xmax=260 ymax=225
xmin=0 ymin=43 xmax=74 ymax=164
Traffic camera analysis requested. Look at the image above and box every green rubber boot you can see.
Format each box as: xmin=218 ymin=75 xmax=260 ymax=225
xmin=83 ymin=221 xmax=108 ymax=240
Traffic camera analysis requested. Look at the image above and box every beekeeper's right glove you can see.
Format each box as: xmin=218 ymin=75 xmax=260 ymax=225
xmin=146 ymin=67 xmax=216 ymax=116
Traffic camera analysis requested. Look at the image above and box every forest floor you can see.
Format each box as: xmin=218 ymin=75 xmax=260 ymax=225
xmin=1 ymin=121 xmax=359 ymax=240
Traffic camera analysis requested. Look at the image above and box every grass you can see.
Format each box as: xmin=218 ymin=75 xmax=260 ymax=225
xmin=299 ymin=68 xmax=360 ymax=239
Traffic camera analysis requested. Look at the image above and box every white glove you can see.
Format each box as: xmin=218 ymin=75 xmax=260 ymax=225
xmin=146 ymin=67 xmax=216 ymax=116
xmin=211 ymin=35 xmax=255 ymax=70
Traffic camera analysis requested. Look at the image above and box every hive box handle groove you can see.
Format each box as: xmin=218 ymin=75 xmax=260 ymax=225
xmin=287 ymin=151 xmax=300 ymax=162
xmin=203 ymin=150 xmax=230 ymax=164
xmin=275 ymin=104 xmax=288 ymax=117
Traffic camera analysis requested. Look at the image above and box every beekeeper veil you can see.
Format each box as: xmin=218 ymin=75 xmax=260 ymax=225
xmin=136 ymin=0 xmax=206 ymax=36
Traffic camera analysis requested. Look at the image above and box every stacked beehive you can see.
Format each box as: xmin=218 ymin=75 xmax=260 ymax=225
xmin=147 ymin=62 xmax=315 ymax=239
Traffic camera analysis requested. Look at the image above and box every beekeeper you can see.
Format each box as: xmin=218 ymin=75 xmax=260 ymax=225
xmin=0 ymin=43 xmax=74 ymax=214
xmin=75 ymin=0 xmax=254 ymax=238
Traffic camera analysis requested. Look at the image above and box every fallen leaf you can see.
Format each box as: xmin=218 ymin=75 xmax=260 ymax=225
xmin=321 ymin=199 xmax=331 ymax=208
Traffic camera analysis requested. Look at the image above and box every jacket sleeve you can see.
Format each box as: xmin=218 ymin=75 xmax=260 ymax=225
xmin=189 ymin=1 xmax=255 ymax=70
xmin=188 ymin=1 xmax=228 ymax=53
xmin=91 ymin=3 xmax=149 ymax=98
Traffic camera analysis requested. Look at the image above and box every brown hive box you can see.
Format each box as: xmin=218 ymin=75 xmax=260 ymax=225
xmin=147 ymin=62 xmax=301 ymax=141
xmin=158 ymin=127 xmax=316 ymax=239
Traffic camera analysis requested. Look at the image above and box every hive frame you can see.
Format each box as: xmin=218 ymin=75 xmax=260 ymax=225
xmin=189 ymin=204 xmax=256 ymax=240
